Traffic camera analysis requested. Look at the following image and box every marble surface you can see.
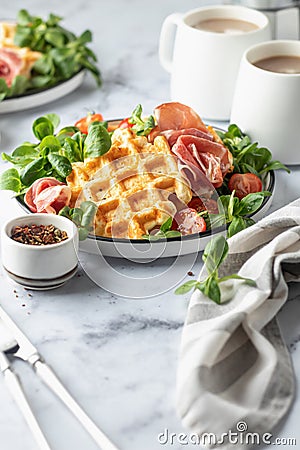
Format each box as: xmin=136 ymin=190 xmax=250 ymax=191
xmin=0 ymin=1 xmax=300 ymax=449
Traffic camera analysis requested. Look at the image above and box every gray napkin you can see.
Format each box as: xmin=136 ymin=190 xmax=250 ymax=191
xmin=176 ymin=198 xmax=300 ymax=449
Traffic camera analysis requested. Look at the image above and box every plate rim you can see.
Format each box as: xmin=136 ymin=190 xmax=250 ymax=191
xmin=1 ymin=68 xmax=85 ymax=102
xmin=0 ymin=70 xmax=86 ymax=114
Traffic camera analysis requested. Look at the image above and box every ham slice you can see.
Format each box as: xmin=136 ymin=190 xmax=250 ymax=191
xmin=172 ymin=135 xmax=232 ymax=190
xmin=148 ymin=102 xmax=233 ymax=194
xmin=177 ymin=160 xmax=215 ymax=196
xmin=25 ymin=177 xmax=71 ymax=214
xmin=186 ymin=136 xmax=232 ymax=175
xmin=34 ymin=185 xmax=72 ymax=214
xmin=191 ymin=151 xmax=223 ymax=187
xmin=161 ymin=127 xmax=213 ymax=147
xmin=154 ymin=102 xmax=208 ymax=132
xmin=0 ymin=48 xmax=22 ymax=87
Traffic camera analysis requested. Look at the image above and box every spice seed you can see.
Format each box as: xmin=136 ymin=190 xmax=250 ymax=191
xmin=11 ymin=224 xmax=68 ymax=246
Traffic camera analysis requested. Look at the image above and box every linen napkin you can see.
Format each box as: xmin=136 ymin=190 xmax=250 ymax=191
xmin=176 ymin=198 xmax=300 ymax=449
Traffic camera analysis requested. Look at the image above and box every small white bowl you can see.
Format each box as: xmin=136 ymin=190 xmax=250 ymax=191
xmin=1 ymin=214 xmax=79 ymax=290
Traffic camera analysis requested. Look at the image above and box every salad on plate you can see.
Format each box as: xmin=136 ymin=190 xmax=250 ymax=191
xmin=0 ymin=9 xmax=101 ymax=101
xmin=0 ymin=102 xmax=289 ymax=241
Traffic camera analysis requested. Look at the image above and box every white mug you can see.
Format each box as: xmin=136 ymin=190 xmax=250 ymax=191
xmin=230 ymin=40 xmax=300 ymax=165
xmin=159 ymin=5 xmax=271 ymax=120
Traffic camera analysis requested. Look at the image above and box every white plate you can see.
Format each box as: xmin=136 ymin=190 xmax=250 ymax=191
xmin=16 ymin=171 xmax=275 ymax=259
xmin=0 ymin=70 xmax=85 ymax=114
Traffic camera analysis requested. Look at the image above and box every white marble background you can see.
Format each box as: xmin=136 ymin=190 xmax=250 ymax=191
xmin=0 ymin=1 xmax=300 ymax=449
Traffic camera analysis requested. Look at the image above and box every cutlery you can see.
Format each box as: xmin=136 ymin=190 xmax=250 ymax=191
xmin=0 ymin=349 xmax=52 ymax=450
xmin=0 ymin=319 xmax=51 ymax=449
xmin=0 ymin=306 xmax=118 ymax=450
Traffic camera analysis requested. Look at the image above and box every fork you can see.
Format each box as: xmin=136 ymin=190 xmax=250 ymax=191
xmin=0 ymin=319 xmax=51 ymax=449
xmin=0 ymin=308 xmax=118 ymax=450
xmin=0 ymin=350 xmax=52 ymax=450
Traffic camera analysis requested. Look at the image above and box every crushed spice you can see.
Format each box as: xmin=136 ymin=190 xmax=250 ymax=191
xmin=11 ymin=224 xmax=68 ymax=246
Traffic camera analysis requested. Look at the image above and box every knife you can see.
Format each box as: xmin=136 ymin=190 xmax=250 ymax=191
xmin=0 ymin=306 xmax=118 ymax=450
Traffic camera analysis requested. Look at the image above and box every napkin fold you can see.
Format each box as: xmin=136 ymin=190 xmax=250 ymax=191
xmin=177 ymin=199 xmax=300 ymax=449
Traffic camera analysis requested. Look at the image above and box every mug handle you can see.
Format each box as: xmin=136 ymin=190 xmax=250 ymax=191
xmin=159 ymin=13 xmax=183 ymax=73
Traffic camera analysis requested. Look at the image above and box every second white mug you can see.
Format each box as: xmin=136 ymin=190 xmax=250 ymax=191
xmin=230 ymin=39 xmax=300 ymax=165
xmin=159 ymin=5 xmax=271 ymax=120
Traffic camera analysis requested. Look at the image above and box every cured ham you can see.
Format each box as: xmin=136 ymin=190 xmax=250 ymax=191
xmin=185 ymin=136 xmax=231 ymax=174
xmin=0 ymin=48 xmax=22 ymax=87
xmin=25 ymin=177 xmax=71 ymax=214
xmin=177 ymin=160 xmax=216 ymax=195
xmin=34 ymin=185 xmax=72 ymax=214
xmin=154 ymin=102 xmax=208 ymax=132
xmin=161 ymin=128 xmax=213 ymax=147
xmin=172 ymin=135 xmax=232 ymax=189
xmin=25 ymin=178 xmax=63 ymax=211
xmin=148 ymin=102 xmax=233 ymax=193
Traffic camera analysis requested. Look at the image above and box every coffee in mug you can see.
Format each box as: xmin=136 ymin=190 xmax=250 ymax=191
xmin=159 ymin=5 xmax=271 ymax=120
xmin=193 ymin=18 xmax=259 ymax=34
xmin=253 ymin=55 xmax=300 ymax=73
xmin=230 ymin=40 xmax=300 ymax=164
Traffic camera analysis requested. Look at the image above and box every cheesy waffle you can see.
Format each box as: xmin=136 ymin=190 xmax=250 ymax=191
xmin=67 ymin=128 xmax=193 ymax=238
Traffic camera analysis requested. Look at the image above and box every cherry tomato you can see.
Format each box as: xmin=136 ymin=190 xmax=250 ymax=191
xmin=228 ymin=173 xmax=263 ymax=200
xmin=188 ymin=197 xmax=219 ymax=214
xmin=75 ymin=113 xmax=104 ymax=134
xmin=118 ymin=118 xmax=134 ymax=129
xmin=172 ymin=208 xmax=207 ymax=235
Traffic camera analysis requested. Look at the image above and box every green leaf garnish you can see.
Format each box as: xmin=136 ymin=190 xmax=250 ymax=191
xmin=203 ymin=235 xmax=228 ymax=275
xmin=84 ymin=122 xmax=111 ymax=158
xmin=47 ymin=153 xmax=72 ymax=178
xmin=217 ymin=124 xmax=290 ymax=178
xmin=207 ymin=190 xmax=271 ymax=238
xmin=59 ymin=201 xmax=97 ymax=240
xmin=32 ymin=117 xmax=55 ymax=140
xmin=175 ymin=280 xmax=200 ymax=295
xmin=20 ymin=157 xmax=46 ymax=186
xmin=0 ymin=168 xmax=22 ymax=193
xmin=0 ymin=112 xmax=112 ymax=191
xmin=142 ymin=217 xmax=181 ymax=240
xmin=128 ymin=104 xmax=155 ymax=136
xmin=175 ymin=235 xmax=256 ymax=303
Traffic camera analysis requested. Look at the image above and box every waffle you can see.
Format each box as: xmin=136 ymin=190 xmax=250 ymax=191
xmin=67 ymin=128 xmax=192 ymax=238
xmin=0 ymin=23 xmax=16 ymax=47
